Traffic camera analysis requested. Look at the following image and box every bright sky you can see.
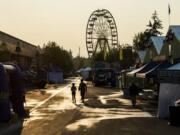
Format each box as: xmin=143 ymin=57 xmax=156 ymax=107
xmin=0 ymin=0 xmax=179 ymax=57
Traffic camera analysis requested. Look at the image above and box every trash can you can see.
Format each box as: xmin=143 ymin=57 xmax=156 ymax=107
xmin=169 ymin=106 xmax=180 ymax=126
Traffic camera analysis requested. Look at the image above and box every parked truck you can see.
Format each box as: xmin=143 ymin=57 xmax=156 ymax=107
xmin=93 ymin=68 xmax=116 ymax=87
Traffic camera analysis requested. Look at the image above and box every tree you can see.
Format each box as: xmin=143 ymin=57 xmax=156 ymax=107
xmin=106 ymin=49 xmax=119 ymax=63
xmin=93 ymin=51 xmax=105 ymax=62
xmin=41 ymin=41 xmax=73 ymax=73
xmin=73 ymin=56 xmax=91 ymax=70
xmin=132 ymin=11 xmax=163 ymax=51
xmin=133 ymin=32 xmax=147 ymax=50
xmin=145 ymin=11 xmax=163 ymax=36
xmin=120 ymin=46 xmax=135 ymax=69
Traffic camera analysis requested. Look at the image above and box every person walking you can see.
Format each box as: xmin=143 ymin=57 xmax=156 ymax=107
xmin=129 ymin=83 xmax=139 ymax=108
xmin=71 ymin=83 xmax=77 ymax=103
xmin=78 ymin=79 xmax=87 ymax=103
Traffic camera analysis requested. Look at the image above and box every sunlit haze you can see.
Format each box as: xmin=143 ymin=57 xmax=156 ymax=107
xmin=0 ymin=0 xmax=179 ymax=57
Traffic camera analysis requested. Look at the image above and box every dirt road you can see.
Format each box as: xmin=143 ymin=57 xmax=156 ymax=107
xmin=5 ymin=78 xmax=180 ymax=135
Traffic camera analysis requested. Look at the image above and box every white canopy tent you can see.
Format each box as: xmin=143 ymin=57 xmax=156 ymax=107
xmin=76 ymin=67 xmax=92 ymax=80
xmin=76 ymin=68 xmax=84 ymax=74
xmin=81 ymin=67 xmax=92 ymax=80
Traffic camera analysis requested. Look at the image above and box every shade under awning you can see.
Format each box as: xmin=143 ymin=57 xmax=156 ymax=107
xmin=136 ymin=61 xmax=172 ymax=78
xmin=136 ymin=64 xmax=160 ymax=78
xmin=146 ymin=61 xmax=172 ymax=78
xmin=135 ymin=61 xmax=159 ymax=78
xmin=127 ymin=64 xmax=147 ymax=77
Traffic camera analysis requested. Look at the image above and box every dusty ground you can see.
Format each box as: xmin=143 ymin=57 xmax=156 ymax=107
xmin=62 ymin=84 xmax=180 ymax=135
xmin=25 ymin=83 xmax=66 ymax=110
xmin=2 ymin=78 xmax=180 ymax=135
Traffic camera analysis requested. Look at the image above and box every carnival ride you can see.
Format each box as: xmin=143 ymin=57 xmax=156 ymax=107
xmin=86 ymin=9 xmax=119 ymax=59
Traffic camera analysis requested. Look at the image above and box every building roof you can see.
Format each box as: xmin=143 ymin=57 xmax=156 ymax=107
xmin=0 ymin=31 xmax=36 ymax=48
xmin=150 ymin=36 xmax=165 ymax=55
xmin=167 ymin=63 xmax=180 ymax=70
xmin=137 ymin=50 xmax=146 ymax=63
xmin=0 ymin=31 xmax=37 ymax=57
xmin=169 ymin=25 xmax=180 ymax=41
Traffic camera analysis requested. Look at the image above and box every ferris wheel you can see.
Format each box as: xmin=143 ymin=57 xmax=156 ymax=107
xmin=86 ymin=9 xmax=118 ymax=58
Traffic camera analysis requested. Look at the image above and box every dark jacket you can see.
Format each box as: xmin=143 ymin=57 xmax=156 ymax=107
xmin=78 ymin=82 xmax=87 ymax=94
xmin=71 ymin=86 xmax=76 ymax=94
xmin=129 ymin=84 xmax=139 ymax=96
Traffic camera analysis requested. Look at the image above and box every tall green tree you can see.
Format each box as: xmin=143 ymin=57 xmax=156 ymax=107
xmin=133 ymin=32 xmax=147 ymax=50
xmin=145 ymin=11 xmax=163 ymax=36
xmin=41 ymin=41 xmax=73 ymax=73
xmin=93 ymin=51 xmax=105 ymax=62
xmin=106 ymin=49 xmax=119 ymax=63
xmin=133 ymin=11 xmax=163 ymax=51
xmin=73 ymin=56 xmax=91 ymax=70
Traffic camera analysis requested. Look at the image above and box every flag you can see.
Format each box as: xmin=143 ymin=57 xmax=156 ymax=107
xmin=168 ymin=4 xmax=171 ymax=15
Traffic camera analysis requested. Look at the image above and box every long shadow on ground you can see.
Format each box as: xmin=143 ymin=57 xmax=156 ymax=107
xmin=0 ymin=119 xmax=24 ymax=135
xmin=62 ymin=117 xmax=180 ymax=135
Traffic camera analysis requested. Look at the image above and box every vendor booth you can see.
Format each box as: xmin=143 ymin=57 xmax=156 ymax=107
xmin=47 ymin=68 xmax=63 ymax=84
xmin=158 ymin=63 xmax=180 ymax=118
xmin=126 ymin=61 xmax=159 ymax=88
xmin=146 ymin=61 xmax=172 ymax=78
xmin=81 ymin=67 xmax=92 ymax=80
xmin=76 ymin=67 xmax=92 ymax=80
xmin=137 ymin=61 xmax=171 ymax=78
xmin=135 ymin=61 xmax=159 ymax=78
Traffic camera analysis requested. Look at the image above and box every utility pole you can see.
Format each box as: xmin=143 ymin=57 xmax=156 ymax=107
xmin=168 ymin=3 xmax=171 ymax=27
xmin=79 ymin=46 xmax=80 ymax=57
